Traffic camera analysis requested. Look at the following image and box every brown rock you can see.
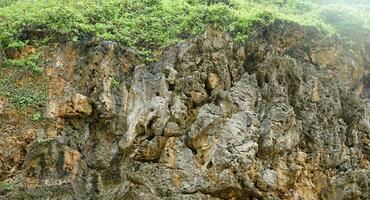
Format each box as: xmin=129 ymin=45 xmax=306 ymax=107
xmin=207 ymin=73 xmax=219 ymax=90
xmin=310 ymin=48 xmax=337 ymax=66
xmin=71 ymin=94 xmax=92 ymax=115
xmin=63 ymin=148 xmax=81 ymax=180
xmin=48 ymin=94 xmax=92 ymax=117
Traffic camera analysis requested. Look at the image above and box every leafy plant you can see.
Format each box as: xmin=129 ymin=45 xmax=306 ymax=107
xmin=32 ymin=111 xmax=42 ymax=121
xmin=6 ymin=40 xmax=26 ymax=49
xmin=3 ymin=53 xmax=43 ymax=74
xmin=0 ymin=71 xmax=48 ymax=109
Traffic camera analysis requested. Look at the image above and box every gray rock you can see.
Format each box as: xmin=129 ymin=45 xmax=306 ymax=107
xmin=261 ymin=169 xmax=277 ymax=189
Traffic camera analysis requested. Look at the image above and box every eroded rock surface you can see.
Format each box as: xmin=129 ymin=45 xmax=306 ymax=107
xmin=0 ymin=21 xmax=369 ymax=200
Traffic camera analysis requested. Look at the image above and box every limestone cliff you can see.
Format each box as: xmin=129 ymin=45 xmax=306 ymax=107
xmin=0 ymin=20 xmax=369 ymax=200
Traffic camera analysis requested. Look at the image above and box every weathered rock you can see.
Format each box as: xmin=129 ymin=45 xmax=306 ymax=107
xmin=0 ymin=20 xmax=369 ymax=200
xmin=48 ymin=93 xmax=92 ymax=117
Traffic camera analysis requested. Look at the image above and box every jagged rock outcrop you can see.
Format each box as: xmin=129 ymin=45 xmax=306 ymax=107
xmin=0 ymin=20 xmax=369 ymax=199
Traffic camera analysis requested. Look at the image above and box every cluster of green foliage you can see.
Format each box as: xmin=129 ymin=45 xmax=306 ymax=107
xmin=31 ymin=111 xmax=42 ymax=121
xmin=0 ymin=0 xmax=18 ymax=8
xmin=110 ymin=78 xmax=120 ymax=89
xmin=0 ymin=0 xmax=369 ymax=60
xmin=0 ymin=71 xmax=48 ymax=109
xmin=0 ymin=0 xmax=272 ymax=61
xmin=2 ymin=53 xmax=43 ymax=74
xmin=0 ymin=182 xmax=13 ymax=191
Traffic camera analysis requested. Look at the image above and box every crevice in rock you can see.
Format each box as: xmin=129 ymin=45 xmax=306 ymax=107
xmin=91 ymin=173 xmax=100 ymax=200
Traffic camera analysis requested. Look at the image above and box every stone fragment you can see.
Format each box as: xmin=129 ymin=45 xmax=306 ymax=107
xmin=262 ymin=169 xmax=278 ymax=189
xmin=71 ymin=93 xmax=92 ymax=115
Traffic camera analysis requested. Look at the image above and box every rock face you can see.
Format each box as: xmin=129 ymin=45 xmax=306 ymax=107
xmin=0 ymin=21 xmax=369 ymax=199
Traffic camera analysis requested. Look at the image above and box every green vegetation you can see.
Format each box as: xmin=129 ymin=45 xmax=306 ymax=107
xmin=0 ymin=71 xmax=48 ymax=109
xmin=0 ymin=182 xmax=14 ymax=191
xmin=111 ymin=78 xmax=120 ymax=89
xmin=3 ymin=53 xmax=43 ymax=74
xmin=32 ymin=111 xmax=42 ymax=121
xmin=0 ymin=0 xmax=368 ymax=62
xmin=0 ymin=0 xmax=18 ymax=8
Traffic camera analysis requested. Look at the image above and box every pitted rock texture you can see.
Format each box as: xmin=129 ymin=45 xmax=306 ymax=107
xmin=0 ymin=21 xmax=369 ymax=200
